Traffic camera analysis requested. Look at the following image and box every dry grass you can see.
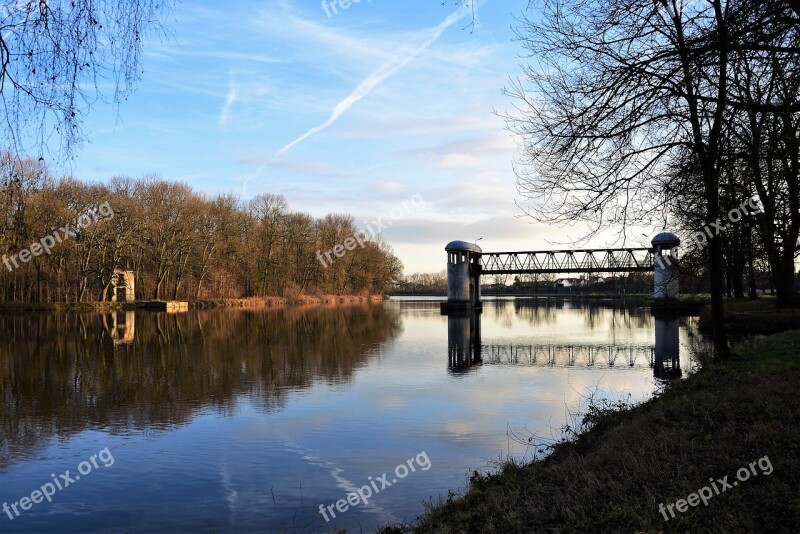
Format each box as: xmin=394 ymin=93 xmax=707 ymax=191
xmin=0 ymin=295 xmax=387 ymax=312
xmin=187 ymin=295 xmax=386 ymax=309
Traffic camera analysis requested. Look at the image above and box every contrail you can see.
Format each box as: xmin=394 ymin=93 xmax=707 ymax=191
xmin=241 ymin=6 xmax=470 ymax=196
xmin=219 ymin=74 xmax=237 ymax=126
xmin=275 ymin=8 xmax=469 ymax=158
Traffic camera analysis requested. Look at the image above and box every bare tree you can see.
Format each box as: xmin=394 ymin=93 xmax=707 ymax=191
xmin=727 ymin=4 xmax=800 ymax=305
xmin=504 ymin=0 xmax=780 ymax=355
xmin=0 ymin=0 xmax=173 ymax=159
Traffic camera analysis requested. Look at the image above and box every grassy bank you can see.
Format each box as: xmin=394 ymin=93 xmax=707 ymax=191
xmin=391 ymin=329 xmax=800 ymax=533
xmin=699 ymin=297 xmax=800 ymax=337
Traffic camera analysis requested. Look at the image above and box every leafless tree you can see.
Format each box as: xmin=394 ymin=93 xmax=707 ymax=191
xmin=0 ymin=0 xmax=173 ymax=159
xmin=505 ymin=0 xmax=799 ymax=355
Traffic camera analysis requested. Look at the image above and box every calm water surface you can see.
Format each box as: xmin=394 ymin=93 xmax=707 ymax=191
xmin=0 ymin=298 xmax=700 ymax=532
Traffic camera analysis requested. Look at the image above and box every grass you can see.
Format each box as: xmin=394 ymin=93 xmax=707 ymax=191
xmin=699 ymin=297 xmax=800 ymax=337
xmin=383 ymin=329 xmax=800 ymax=533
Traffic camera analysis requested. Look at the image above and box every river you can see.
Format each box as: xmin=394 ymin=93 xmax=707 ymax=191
xmin=0 ymin=298 xmax=701 ymax=532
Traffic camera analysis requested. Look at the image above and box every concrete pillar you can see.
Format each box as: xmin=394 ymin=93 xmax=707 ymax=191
xmin=446 ymin=250 xmax=470 ymax=301
xmin=443 ymin=240 xmax=482 ymax=312
xmin=651 ymin=232 xmax=680 ymax=299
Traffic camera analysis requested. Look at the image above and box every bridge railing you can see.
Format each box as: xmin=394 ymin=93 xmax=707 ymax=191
xmin=478 ymin=248 xmax=654 ymax=275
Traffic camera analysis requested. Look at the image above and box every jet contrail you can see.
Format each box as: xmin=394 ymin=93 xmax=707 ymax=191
xmin=241 ymin=6 xmax=470 ymax=196
xmin=275 ymin=7 xmax=469 ymax=158
xmin=219 ymin=74 xmax=237 ymax=126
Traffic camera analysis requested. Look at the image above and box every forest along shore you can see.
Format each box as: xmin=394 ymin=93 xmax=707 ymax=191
xmin=0 ymin=173 xmax=403 ymax=305
xmin=0 ymin=295 xmax=386 ymax=312
xmin=383 ymin=303 xmax=800 ymax=533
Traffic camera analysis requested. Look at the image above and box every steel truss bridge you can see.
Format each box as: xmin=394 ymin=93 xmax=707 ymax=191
xmin=480 ymin=342 xmax=658 ymax=369
xmin=478 ymin=249 xmax=655 ymax=275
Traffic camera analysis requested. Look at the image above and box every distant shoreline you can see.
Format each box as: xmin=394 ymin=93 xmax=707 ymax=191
xmin=0 ymin=295 xmax=387 ymax=312
xmin=391 ymin=292 xmax=707 ymax=302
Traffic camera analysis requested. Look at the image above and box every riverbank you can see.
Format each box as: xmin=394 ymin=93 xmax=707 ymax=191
xmin=389 ymin=328 xmax=800 ymax=532
xmin=190 ymin=295 xmax=385 ymax=308
xmin=0 ymin=295 xmax=386 ymax=312
xmin=699 ymin=297 xmax=800 ymax=337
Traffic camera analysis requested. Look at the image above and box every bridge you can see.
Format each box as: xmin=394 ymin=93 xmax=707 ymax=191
xmin=480 ymin=249 xmax=654 ymax=275
xmin=450 ymin=341 xmax=680 ymax=379
xmin=446 ymin=313 xmax=684 ymax=379
xmin=442 ymin=234 xmax=681 ymax=312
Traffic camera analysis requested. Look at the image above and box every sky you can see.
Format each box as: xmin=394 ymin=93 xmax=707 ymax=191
xmin=69 ymin=0 xmax=653 ymax=275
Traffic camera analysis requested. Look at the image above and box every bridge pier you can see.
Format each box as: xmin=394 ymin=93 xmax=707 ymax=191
xmin=441 ymin=240 xmax=483 ymax=314
xmin=652 ymin=232 xmax=681 ymax=300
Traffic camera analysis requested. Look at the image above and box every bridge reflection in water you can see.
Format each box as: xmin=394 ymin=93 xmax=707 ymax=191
xmin=447 ymin=311 xmax=681 ymax=379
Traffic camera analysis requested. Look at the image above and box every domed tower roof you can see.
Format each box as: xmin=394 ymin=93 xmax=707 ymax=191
xmin=445 ymin=240 xmax=483 ymax=253
xmin=651 ymin=232 xmax=680 ymax=247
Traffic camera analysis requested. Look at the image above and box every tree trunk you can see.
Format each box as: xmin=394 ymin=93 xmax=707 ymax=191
xmin=709 ymin=236 xmax=728 ymax=355
xmin=748 ymin=257 xmax=759 ymax=299
xmin=774 ymin=253 xmax=797 ymax=306
xmin=704 ymin=157 xmax=729 ymax=357
xmin=732 ymin=255 xmax=745 ymax=299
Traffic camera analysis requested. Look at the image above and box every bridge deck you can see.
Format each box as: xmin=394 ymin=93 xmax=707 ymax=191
xmin=478 ymin=248 xmax=654 ymax=275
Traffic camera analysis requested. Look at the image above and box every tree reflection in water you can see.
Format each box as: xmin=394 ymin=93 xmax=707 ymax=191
xmin=0 ymin=304 xmax=401 ymax=468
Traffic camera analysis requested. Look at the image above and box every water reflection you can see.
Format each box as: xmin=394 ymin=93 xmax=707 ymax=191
xmin=447 ymin=311 xmax=482 ymax=374
xmin=481 ymin=297 xmax=655 ymax=331
xmin=0 ymin=304 xmax=401 ymax=469
xmin=0 ymin=299 xmax=702 ymax=533
xmin=103 ymin=311 xmax=136 ymax=345
xmin=445 ymin=300 xmax=686 ymax=380
xmin=654 ymin=316 xmax=682 ymax=379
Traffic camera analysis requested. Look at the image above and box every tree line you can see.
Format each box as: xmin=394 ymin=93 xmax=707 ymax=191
xmin=0 ymin=155 xmax=402 ymax=302
xmin=509 ymin=0 xmax=800 ymax=354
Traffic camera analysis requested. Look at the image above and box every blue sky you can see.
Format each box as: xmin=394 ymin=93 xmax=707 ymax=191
xmin=71 ymin=0 xmax=625 ymax=274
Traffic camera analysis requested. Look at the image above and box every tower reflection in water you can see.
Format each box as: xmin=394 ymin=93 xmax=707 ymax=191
xmin=447 ymin=311 xmax=482 ymax=374
xmin=445 ymin=307 xmax=682 ymax=379
xmin=654 ymin=316 xmax=682 ymax=379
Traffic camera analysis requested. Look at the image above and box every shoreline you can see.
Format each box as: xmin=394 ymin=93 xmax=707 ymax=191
xmin=383 ymin=304 xmax=800 ymax=533
xmin=0 ymin=295 xmax=387 ymax=312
